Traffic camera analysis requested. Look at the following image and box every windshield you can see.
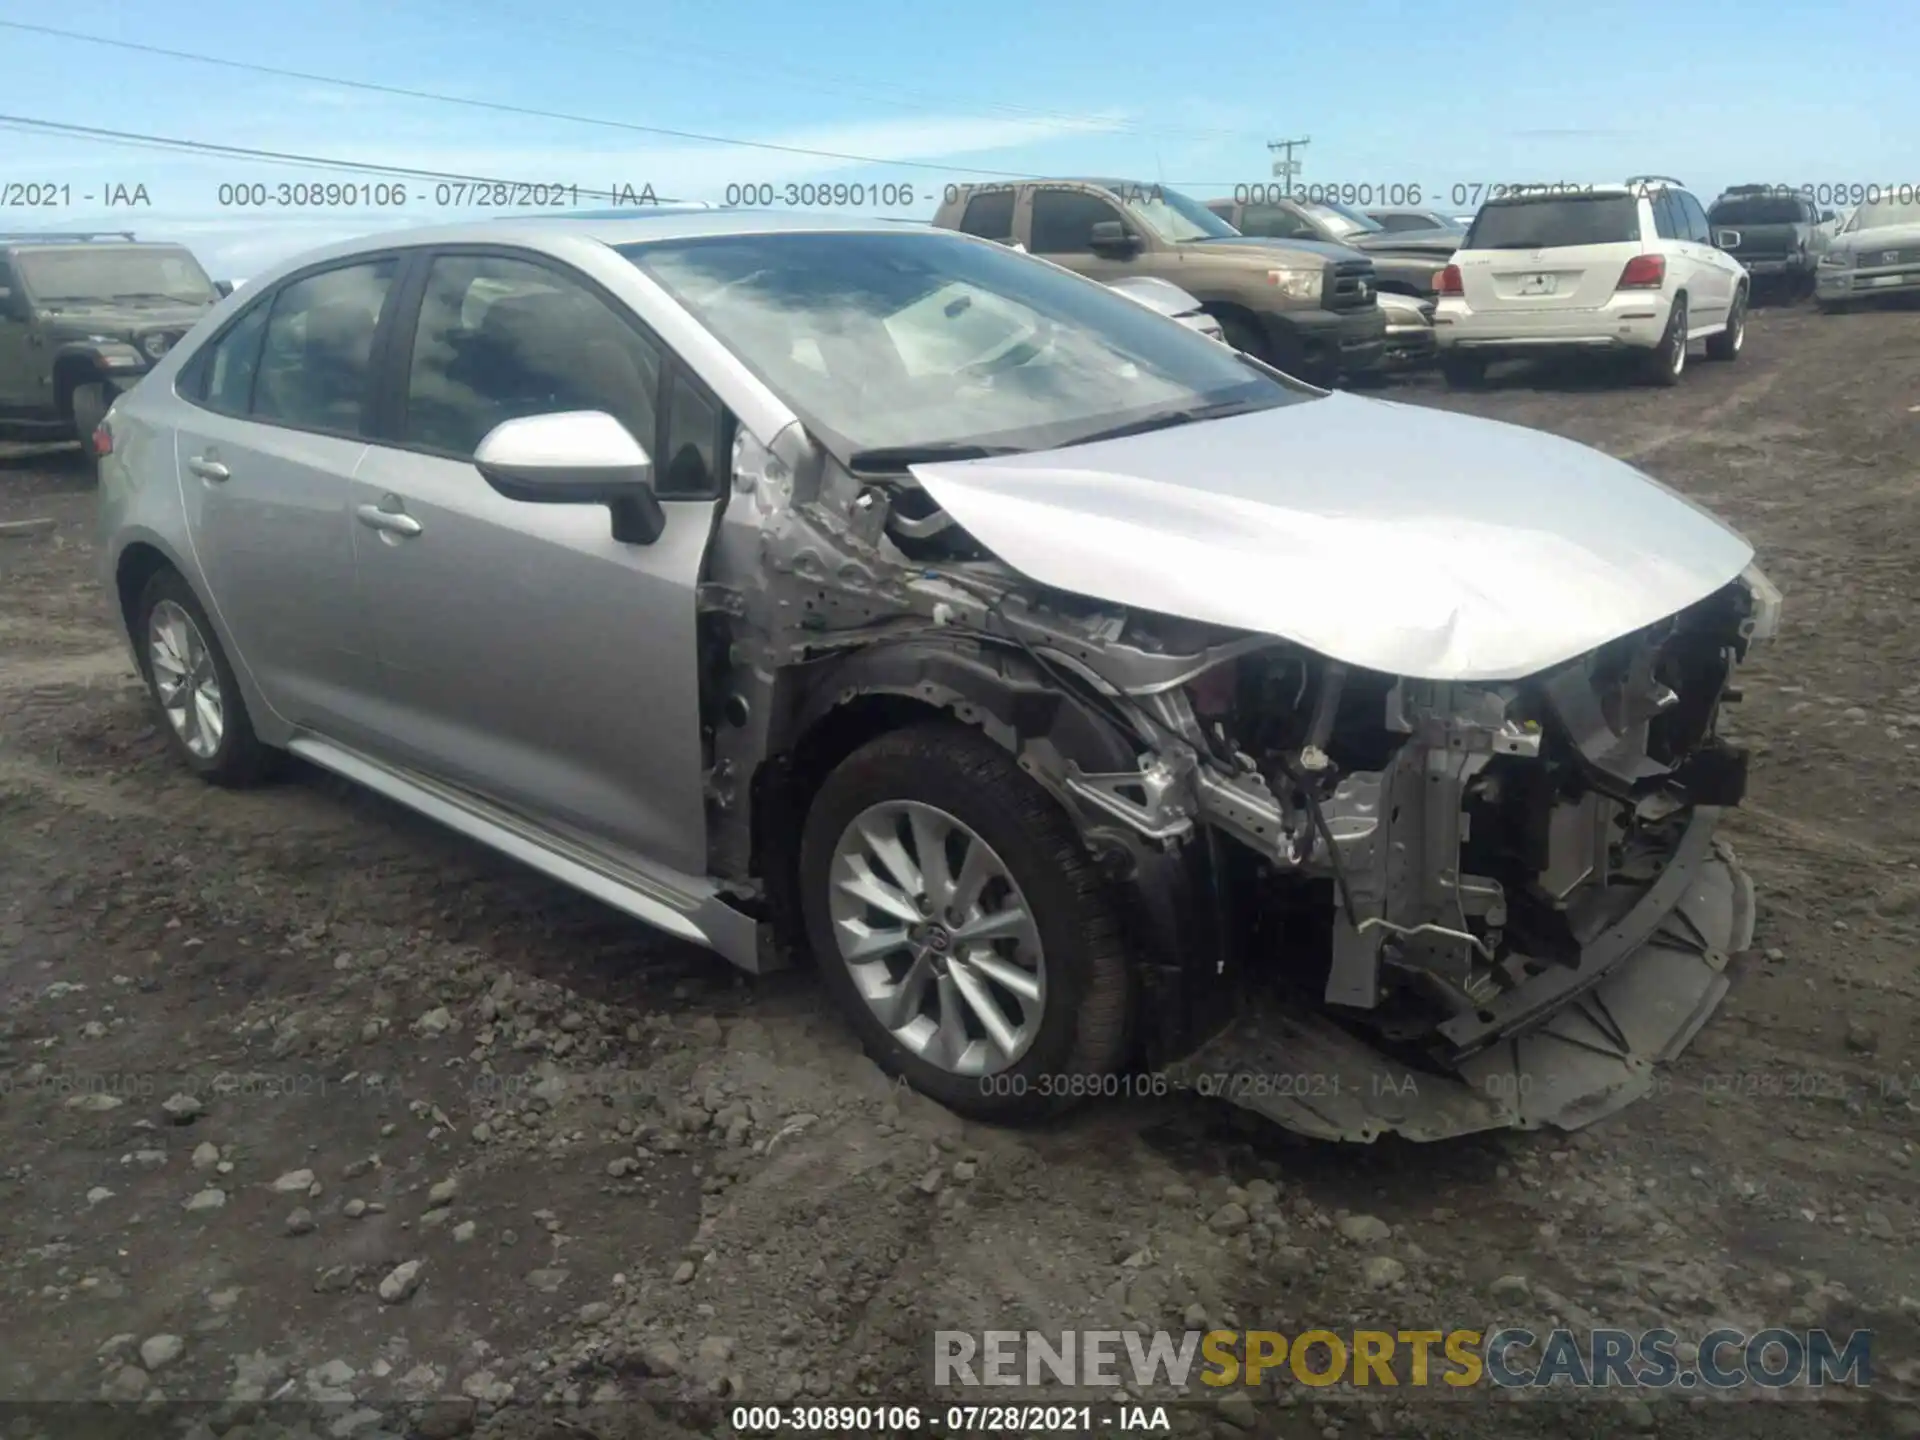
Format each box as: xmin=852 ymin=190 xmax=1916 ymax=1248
xmin=14 ymin=248 xmax=218 ymax=304
xmin=1846 ymin=200 xmax=1920 ymax=233
xmin=1709 ymin=197 xmax=1804 ymax=225
xmin=1303 ymin=200 xmax=1382 ymax=237
xmin=622 ymin=230 xmax=1310 ymax=459
xmin=1125 ymin=188 xmax=1240 ymax=243
xmin=1466 ymin=195 xmax=1640 ymax=249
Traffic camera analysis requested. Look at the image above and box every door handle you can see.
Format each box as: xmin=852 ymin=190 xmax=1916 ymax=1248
xmin=188 ymin=455 xmax=229 ymax=482
xmin=356 ymin=503 xmax=422 ymax=537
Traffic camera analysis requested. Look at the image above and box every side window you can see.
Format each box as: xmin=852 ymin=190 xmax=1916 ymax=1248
xmin=658 ymin=371 xmax=725 ymax=500
xmin=199 ymin=300 xmax=271 ymax=415
xmin=1028 ymin=189 xmax=1126 ymax=254
xmin=0 ymin=258 xmax=15 ymax=298
xmin=252 ymin=259 xmax=397 ymax=435
xmin=1650 ymin=191 xmax=1681 ymax=241
xmin=402 ymin=252 xmax=663 ymax=460
xmin=958 ymin=190 xmax=1017 ymax=242
xmin=1678 ymin=192 xmax=1711 ymax=244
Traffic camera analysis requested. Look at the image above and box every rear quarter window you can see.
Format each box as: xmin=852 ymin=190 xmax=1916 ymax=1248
xmin=1466 ymin=196 xmax=1641 ymax=249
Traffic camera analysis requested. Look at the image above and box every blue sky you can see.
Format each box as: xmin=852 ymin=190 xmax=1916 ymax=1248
xmin=0 ymin=0 xmax=1910 ymax=277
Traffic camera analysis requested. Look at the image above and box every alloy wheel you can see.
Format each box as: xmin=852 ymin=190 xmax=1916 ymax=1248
xmin=825 ymin=799 xmax=1046 ymax=1076
xmin=148 ymin=599 xmax=225 ymax=759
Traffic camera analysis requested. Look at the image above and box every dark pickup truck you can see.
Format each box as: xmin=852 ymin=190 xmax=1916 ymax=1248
xmin=931 ymin=179 xmax=1386 ymax=384
xmin=1706 ymin=187 xmax=1834 ymax=296
xmin=1204 ymin=195 xmax=1458 ymax=297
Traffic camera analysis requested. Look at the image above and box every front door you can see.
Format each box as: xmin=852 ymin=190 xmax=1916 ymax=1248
xmin=347 ymin=249 xmax=720 ymax=877
xmin=1024 ymin=187 xmax=1143 ymax=284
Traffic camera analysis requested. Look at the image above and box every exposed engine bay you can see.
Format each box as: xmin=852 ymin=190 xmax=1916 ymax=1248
xmin=704 ymin=419 xmax=1779 ymax=1141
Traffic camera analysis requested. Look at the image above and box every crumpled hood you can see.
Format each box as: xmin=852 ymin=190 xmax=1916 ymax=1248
xmin=909 ymin=392 xmax=1755 ymax=682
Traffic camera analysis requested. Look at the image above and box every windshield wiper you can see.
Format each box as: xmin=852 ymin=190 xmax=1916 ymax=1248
xmin=846 ymin=442 xmax=1026 ymax=475
xmin=1059 ymin=397 xmax=1270 ymax=448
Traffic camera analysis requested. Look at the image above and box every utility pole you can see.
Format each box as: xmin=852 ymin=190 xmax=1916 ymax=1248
xmin=1267 ymin=136 xmax=1311 ymax=196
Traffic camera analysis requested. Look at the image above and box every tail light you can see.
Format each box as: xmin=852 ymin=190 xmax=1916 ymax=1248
xmin=1434 ymin=264 xmax=1463 ymax=297
xmin=92 ymin=420 xmax=113 ymax=457
xmin=1616 ymin=254 xmax=1666 ymax=290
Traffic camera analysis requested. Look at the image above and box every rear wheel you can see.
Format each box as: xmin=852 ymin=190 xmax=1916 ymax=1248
xmin=1705 ymin=287 xmax=1746 ymax=361
xmin=1440 ymin=353 xmax=1486 ymax=389
xmin=133 ymin=569 xmax=281 ymax=787
xmin=1641 ymin=294 xmax=1688 ymax=386
xmin=798 ymin=724 xmax=1133 ymax=1122
xmin=68 ymin=382 xmax=109 ymax=478
xmin=1817 ymin=298 xmax=1850 ymax=315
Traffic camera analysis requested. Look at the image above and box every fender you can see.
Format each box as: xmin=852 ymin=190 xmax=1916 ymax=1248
xmin=768 ymin=633 xmax=1233 ymax=1065
xmin=51 ymin=338 xmax=147 ymax=393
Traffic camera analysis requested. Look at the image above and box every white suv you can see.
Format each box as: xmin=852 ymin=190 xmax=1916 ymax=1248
xmin=1432 ymin=179 xmax=1749 ymax=387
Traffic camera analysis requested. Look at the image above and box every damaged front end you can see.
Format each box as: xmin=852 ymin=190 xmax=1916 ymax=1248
xmin=1076 ymin=571 xmax=1779 ymax=1140
xmin=706 ymin=407 xmax=1779 ymax=1142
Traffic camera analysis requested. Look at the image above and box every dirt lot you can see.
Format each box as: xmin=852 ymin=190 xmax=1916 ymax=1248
xmin=3 ymin=298 xmax=1919 ymax=1440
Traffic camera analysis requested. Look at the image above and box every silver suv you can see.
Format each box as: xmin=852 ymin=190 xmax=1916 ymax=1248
xmin=98 ymin=212 xmax=1780 ymax=1141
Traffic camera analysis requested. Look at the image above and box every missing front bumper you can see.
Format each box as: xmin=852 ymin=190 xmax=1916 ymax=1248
xmin=1161 ymin=831 xmax=1754 ymax=1143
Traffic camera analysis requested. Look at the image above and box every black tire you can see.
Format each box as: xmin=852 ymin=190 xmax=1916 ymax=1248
xmin=1212 ymin=312 xmax=1272 ymax=364
xmin=1440 ymin=353 xmax=1486 ymax=389
xmin=1641 ymin=294 xmax=1688 ymax=386
xmin=133 ymin=568 xmax=281 ymax=787
xmin=797 ymin=723 xmax=1133 ymax=1122
xmin=1817 ymin=298 xmax=1850 ymax=315
xmin=1705 ymin=287 xmax=1746 ymax=361
xmin=68 ymin=382 xmax=109 ymax=477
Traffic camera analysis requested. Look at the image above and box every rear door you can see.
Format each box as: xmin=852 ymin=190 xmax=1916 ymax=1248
xmin=345 ymin=246 xmax=722 ymax=876
xmin=1453 ymin=193 xmax=1643 ymax=313
xmin=171 ymin=254 xmax=401 ymax=741
xmin=954 ymin=188 xmax=1020 ymax=246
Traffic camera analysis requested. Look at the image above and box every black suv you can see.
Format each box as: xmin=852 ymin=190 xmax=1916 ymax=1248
xmin=1706 ymin=187 xmax=1834 ymax=297
xmin=0 ymin=232 xmax=227 ymax=452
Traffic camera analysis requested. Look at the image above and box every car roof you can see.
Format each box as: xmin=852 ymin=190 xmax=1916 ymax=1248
xmin=236 ymin=209 xmax=945 ymax=277
xmin=0 ymin=237 xmax=187 ymax=253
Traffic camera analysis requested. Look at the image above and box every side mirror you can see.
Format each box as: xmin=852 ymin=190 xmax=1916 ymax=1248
xmin=1089 ymin=220 xmax=1142 ymax=254
xmin=214 ymin=280 xmax=234 ymax=297
xmin=474 ymin=411 xmax=665 ymax=545
xmin=1820 ymin=210 xmax=1836 ymax=223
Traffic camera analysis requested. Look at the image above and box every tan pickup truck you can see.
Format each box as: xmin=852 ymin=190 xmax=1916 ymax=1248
xmin=930 ymin=178 xmax=1387 ymax=384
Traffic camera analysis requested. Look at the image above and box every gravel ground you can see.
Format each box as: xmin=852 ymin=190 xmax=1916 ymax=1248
xmin=3 ymin=295 xmax=1919 ymax=1440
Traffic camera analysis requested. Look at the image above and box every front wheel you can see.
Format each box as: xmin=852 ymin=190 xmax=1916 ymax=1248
xmin=1705 ymin=288 xmax=1746 ymax=361
xmin=798 ymin=724 xmax=1133 ymax=1122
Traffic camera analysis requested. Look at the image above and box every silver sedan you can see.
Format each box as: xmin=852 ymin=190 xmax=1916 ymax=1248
xmin=97 ymin=211 xmax=1778 ymax=1141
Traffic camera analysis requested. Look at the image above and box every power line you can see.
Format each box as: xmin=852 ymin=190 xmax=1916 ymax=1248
xmin=0 ymin=116 xmax=686 ymax=202
xmin=0 ymin=111 xmax=1251 ymax=201
xmin=0 ymin=22 xmax=1095 ymax=181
